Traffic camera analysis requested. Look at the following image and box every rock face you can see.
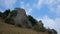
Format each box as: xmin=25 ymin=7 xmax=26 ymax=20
xmin=38 ymin=20 xmax=43 ymax=26
xmin=13 ymin=8 xmax=32 ymax=28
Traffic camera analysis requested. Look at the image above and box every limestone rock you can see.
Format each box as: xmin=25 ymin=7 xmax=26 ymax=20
xmin=13 ymin=8 xmax=32 ymax=28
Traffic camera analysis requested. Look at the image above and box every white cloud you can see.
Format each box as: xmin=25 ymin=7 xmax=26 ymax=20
xmin=33 ymin=0 xmax=60 ymax=16
xmin=20 ymin=1 xmax=32 ymax=15
xmin=33 ymin=0 xmax=44 ymax=9
xmin=33 ymin=0 xmax=55 ymax=9
xmin=45 ymin=0 xmax=56 ymax=5
xmin=20 ymin=1 xmax=25 ymax=9
xmin=26 ymin=8 xmax=32 ymax=15
xmin=36 ymin=15 xmax=60 ymax=34
xmin=5 ymin=0 xmax=17 ymax=9
xmin=36 ymin=0 xmax=44 ymax=9
xmin=45 ymin=0 xmax=60 ymax=17
xmin=0 ymin=0 xmax=17 ymax=9
xmin=56 ymin=5 xmax=60 ymax=16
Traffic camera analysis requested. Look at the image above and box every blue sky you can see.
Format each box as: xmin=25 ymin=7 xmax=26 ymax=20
xmin=0 ymin=0 xmax=60 ymax=34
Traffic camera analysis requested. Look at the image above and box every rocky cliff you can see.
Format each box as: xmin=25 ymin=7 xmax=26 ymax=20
xmin=12 ymin=8 xmax=32 ymax=28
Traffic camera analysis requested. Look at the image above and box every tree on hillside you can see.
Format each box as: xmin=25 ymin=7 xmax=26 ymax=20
xmin=28 ymin=15 xmax=38 ymax=26
xmin=10 ymin=10 xmax=17 ymax=17
xmin=47 ymin=28 xmax=57 ymax=34
xmin=51 ymin=29 xmax=57 ymax=34
xmin=0 ymin=12 xmax=2 ymax=17
xmin=2 ymin=9 xmax=10 ymax=19
xmin=38 ymin=20 xmax=46 ymax=32
xmin=4 ymin=9 xmax=17 ymax=25
xmin=38 ymin=20 xmax=44 ymax=28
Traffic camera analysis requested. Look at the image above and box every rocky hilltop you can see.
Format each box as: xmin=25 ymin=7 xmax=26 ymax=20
xmin=0 ymin=8 xmax=57 ymax=34
xmin=13 ymin=8 xmax=32 ymax=28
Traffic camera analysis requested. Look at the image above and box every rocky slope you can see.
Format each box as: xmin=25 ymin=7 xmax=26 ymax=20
xmin=0 ymin=18 xmax=48 ymax=34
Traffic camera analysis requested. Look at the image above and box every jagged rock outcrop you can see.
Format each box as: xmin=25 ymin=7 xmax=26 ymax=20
xmin=12 ymin=8 xmax=32 ymax=28
xmin=37 ymin=20 xmax=43 ymax=28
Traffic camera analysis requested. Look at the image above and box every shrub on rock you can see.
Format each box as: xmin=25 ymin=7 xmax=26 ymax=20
xmin=5 ymin=18 xmax=14 ymax=25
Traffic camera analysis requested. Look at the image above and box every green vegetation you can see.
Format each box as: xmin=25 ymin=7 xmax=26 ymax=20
xmin=32 ymin=25 xmax=46 ymax=32
xmin=10 ymin=10 xmax=17 ymax=17
xmin=16 ymin=24 xmax=22 ymax=27
xmin=51 ymin=29 xmax=57 ymax=34
xmin=5 ymin=17 xmax=14 ymax=25
xmin=0 ymin=12 xmax=2 ymax=17
xmin=28 ymin=15 xmax=37 ymax=26
xmin=2 ymin=9 xmax=17 ymax=25
xmin=47 ymin=28 xmax=57 ymax=34
xmin=2 ymin=9 xmax=10 ymax=19
xmin=32 ymin=25 xmax=40 ymax=31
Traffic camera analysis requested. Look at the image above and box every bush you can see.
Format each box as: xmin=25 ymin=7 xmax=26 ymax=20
xmin=32 ymin=25 xmax=46 ymax=32
xmin=48 ymin=30 xmax=52 ymax=34
xmin=2 ymin=9 xmax=10 ymax=19
xmin=40 ymin=27 xmax=46 ymax=32
xmin=46 ymin=28 xmax=57 ymax=34
xmin=28 ymin=15 xmax=37 ymax=26
xmin=0 ymin=12 xmax=2 ymax=17
xmin=16 ymin=24 xmax=22 ymax=27
xmin=10 ymin=10 xmax=17 ymax=17
xmin=4 ymin=18 xmax=15 ymax=25
xmin=51 ymin=29 xmax=57 ymax=34
xmin=32 ymin=25 xmax=40 ymax=32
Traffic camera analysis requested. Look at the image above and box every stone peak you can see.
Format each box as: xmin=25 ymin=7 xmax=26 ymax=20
xmin=15 ymin=8 xmax=26 ymax=14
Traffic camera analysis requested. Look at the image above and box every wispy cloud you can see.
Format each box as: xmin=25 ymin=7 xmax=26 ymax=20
xmin=0 ymin=0 xmax=17 ymax=9
xmin=45 ymin=0 xmax=60 ymax=17
xmin=26 ymin=8 xmax=32 ymax=15
xmin=20 ymin=1 xmax=32 ymax=15
xmin=36 ymin=0 xmax=44 ymax=9
xmin=33 ymin=0 xmax=60 ymax=17
xmin=5 ymin=0 xmax=17 ymax=9
xmin=33 ymin=0 xmax=44 ymax=9
xmin=36 ymin=15 xmax=60 ymax=34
